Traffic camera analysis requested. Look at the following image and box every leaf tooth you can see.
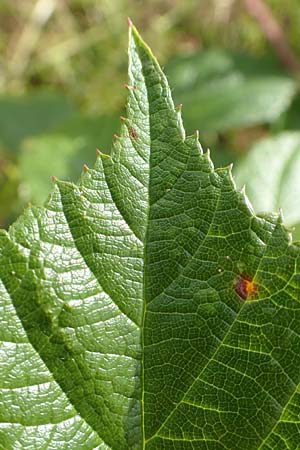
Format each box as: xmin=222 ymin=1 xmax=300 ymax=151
xmin=282 ymin=223 xmax=295 ymax=245
xmin=175 ymin=106 xmax=185 ymax=140
xmin=215 ymin=163 xmax=237 ymax=190
xmin=96 ymin=148 xmax=110 ymax=159
xmin=83 ymin=164 xmax=89 ymax=173
xmin=274 ymin=209 xmax=296 ymax=244
xmin=124 ymin=83 xmax=135 ymax=90
xmin=204 ymin=148 xmax=214 ymax=170
xmin=240 ymin=184 xmax=246 ymax=195
xmin=185 ymin=131 xmax=203 ymax=154
xmin=227 ymin=163 xmax=235 ymax=183
xmin=51 ymin=175 xmax=57 ymax=183
xmin=239 ymin=184 xmax=256 ymax=216
xmin=278 ymin=207 xmax=284 ymax=224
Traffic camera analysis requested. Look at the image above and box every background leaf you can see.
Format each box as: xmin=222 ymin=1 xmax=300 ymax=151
xmin=0 ymin=92 xmax=74 ymax=153
xmin=234 ymin=132 xmax=300 ymax=228
xmin=166 ymin=50 xmax=296 ymax=133
xmin=19 ymin=114 xmax=119 ymax=204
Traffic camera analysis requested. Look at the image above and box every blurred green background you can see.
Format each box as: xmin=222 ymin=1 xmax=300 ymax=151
xmin=0 ymin=0 xmax=299 ymax=238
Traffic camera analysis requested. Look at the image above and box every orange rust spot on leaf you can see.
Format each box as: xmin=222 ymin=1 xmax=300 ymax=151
xmin=235 ymin=276 xmax=257 ymax=300
xmin=129 ymin=127 xmax=138 ymax=140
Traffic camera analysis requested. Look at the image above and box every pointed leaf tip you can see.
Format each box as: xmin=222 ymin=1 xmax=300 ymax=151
xmin=51 ymin=175 xmax=57 ymax=182
xmin=127 ymin=17 xmax=133 ymax=27
xmin=83 ymin=164 xmax=89 ymax=173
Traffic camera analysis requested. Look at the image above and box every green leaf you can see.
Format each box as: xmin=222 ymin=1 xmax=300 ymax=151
xmin=281 ymin=95 xmax=300 ymax=131
xmin=0 ymin=155 xmax=19 ymax=226
xmin=0 ymin=91 xmax=74 ymax=153
xmin=1 ymin=25 xmax=300 ymax=450
xmin=234 ymin=132 xmax=300 ymax=227
xmin=19 ymin=114 xmax=119 ymax=205
xmin=166 ymin=50 xmax=296 ymax=133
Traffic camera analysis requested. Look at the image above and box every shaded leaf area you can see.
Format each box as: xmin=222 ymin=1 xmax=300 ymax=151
xmin=0 ymin=92 xmax=75 ymax=153
xmin=19 ymin=114 xmax=120 ymax=204
xmin=281 ymin=95 xmax=300 ymax=131
xmin=1 ymin=26 xmax=300 ymax=450
xmin=166 ymin=50 xmax=296 ymax=133
xmin=234 ymin=132 xmax=300 ymax=227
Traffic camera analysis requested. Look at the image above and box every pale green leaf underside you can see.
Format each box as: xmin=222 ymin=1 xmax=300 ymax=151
xmin=1 ymin=26 xmax=300 ymax=450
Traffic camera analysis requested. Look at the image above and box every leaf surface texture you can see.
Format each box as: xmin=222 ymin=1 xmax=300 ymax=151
xmin=0 ymin=26 xmax=300 ymax=450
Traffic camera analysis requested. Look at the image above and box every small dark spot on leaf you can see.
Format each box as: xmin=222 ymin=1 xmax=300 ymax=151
xmin=129 ymin=128 xmax=138 ymax=140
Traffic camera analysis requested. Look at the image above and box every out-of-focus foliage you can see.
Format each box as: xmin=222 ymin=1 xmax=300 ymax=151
xmin=0 ymin=0 xmax=300 ymax=237
xmin=0 ymin=92 xmax=74 ymax=152
xmin=234 ymin=132 xmax=300 ymax=233
xmin=166 ymin=51 xmax=296 ymax=133
xmin=19 ymin=114 xmax=119 ymax=204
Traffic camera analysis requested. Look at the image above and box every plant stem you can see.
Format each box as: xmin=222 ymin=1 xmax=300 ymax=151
xmin=244 ymin=0 xmax=300 ymax=74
